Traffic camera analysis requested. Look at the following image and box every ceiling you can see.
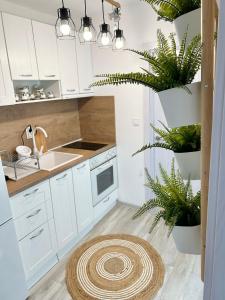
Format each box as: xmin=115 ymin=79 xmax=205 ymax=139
xmin=4 ymin=0 xmax=135 ymax=17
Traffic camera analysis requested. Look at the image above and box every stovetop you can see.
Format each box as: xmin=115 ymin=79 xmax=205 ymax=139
xmin=63 ymin=141 xmax=108 ymax=151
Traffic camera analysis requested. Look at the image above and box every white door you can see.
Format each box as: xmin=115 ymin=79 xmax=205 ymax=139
xmin=58 ymin=39 xmax=79 ymax=97
xmin=72 ymin=161 xmax=94 ymax=233
xmin=76 ymin=42 xmax=94 ymax=94
xmin=32 ymin=21 xmax=59 ymax=80
xmin=19 ymin=220 xmax=57 ymax=282
xmin=50 ymin=170 xmax=78 ymax=251
xmin=2 ymin=13 xmax=38 ymax=80
xmin=0 ymin=14 xmax=14 ymax=105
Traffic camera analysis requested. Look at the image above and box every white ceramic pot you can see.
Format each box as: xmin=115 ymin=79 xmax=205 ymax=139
xmin=172 ymin=225 xmax=201 ymax=255
xmin=175 ymin=151 xmax=201 ymax=180
xmin=174 ymin=8 xmax=201 ymax=45
xmin=158 ymin=82 xmax=201 ymax=128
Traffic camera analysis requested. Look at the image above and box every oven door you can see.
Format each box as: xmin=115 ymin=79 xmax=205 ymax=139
xmin=91 ymin=158 xmax=118 ymax=207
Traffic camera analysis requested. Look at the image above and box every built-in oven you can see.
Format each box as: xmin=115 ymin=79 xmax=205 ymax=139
xmin=91 ymin=149 xmax=118 ymax=207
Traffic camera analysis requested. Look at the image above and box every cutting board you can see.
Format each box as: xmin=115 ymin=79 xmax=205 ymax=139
xmin=35 ymin=129 xmax=48 ymax=154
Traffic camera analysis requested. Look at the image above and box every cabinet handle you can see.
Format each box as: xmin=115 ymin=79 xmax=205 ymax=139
xmin=26 ymin=209 xmax=42 ymax=219
xmin=20 ymin=74 xmax=32 ymax=77
xmin=24 ymin=188 xmax=39 ymax=197
xmin=45 ymin=75 xmax=56 ymax=78
xmin=77 ymin=164 xmax=86 ymax=170
xmin=30 ymin=228 xmax=44 ymax=240
xmin=103 ymin=197 xmax=110 ymax=203
xmin=56 ymin=173 xmax=68 ymax=181
xmin=83 ymin=88 xmax=91 ymax=91
xmin=67 ymin=89 xmax=76 ymax=92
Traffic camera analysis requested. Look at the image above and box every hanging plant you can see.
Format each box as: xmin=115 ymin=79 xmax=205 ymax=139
xmin=133 ymin=159 xmax=201 ymax=235
xmin=141 ymin=0 xmax=201 ymax=22
xmin=91 ymin=30 xmax=202 ymax=93
xmin=133 ymin=123 xmax=201 ymax=155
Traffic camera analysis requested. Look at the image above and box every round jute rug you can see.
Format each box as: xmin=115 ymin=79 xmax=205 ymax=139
xmin=66 ymin=234 xmax=165 ymax=300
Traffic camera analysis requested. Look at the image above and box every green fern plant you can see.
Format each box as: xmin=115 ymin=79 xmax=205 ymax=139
xmin=133 ymin=160 xmax=201 ymax=235
xmin=134 ymin=123 xmax=201 ymax=155
xmin=91 ymin=30 xmax=202 ymax=93
xmin=142 ymin=0 xmax=201 ymax=22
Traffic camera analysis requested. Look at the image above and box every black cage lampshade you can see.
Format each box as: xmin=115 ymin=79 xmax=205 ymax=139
xmin=97 ymin=0 xmax=113 ymax=48
xmin=79 ymin=0 xmax=97 ymax=43
xmin=112 ymin=26 xmax=126 ymax=50
xmin=55 ymin=0 xmax=76 ymax=39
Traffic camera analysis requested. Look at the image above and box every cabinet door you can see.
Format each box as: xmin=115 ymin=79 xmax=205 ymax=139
xmin=72 ymin=161 xmax=94 ymax=233
xmin=50 ymin=170 xmax=78 ymax=250
xmin=19 ymin=220 xmax=57 ymax=281
xmin=76 ymin=42 xmax=94 ymax=94
xmin=58 ymin=39 xmax=79 ymax=97
xmin=2 ymin=13 xmax=38 ymax=80
xmin=0 ymin=14 xmax=14 ymax=105
xmin=32 ymin=21 xmax=59 ymax=80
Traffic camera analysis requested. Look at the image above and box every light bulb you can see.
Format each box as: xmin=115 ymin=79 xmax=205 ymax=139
xmin=101 ymin=33 xmax=110 ymax=46
xmin=115 ymin=37 xmax=124 ymax=49
xmin=83 ymin=27 xmax=93 ymax=41
xmin=60 ymin=21 xmax=71 ymax=36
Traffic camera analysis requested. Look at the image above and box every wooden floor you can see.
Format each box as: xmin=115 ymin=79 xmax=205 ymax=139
xmin=29 ymin=203 xmax=203 ymax=300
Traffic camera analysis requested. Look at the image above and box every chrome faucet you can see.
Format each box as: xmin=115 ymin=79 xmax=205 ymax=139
xmin=32 ymin=126 xmax=48 ymax=157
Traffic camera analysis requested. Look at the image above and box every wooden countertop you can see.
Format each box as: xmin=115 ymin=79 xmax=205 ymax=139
xmin=7 ymin=142 xmax=116 ymax=198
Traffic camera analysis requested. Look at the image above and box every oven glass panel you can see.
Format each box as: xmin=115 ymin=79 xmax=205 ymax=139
xmin=97 ymin=166 xmax=114 ymax=195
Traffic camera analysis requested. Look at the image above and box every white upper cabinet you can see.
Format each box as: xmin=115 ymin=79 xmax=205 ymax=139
xmin=72 ymin=161 xmax=94 ymax=233
xmin=32 ymin=21 xmax=59 ymax=80
xmin=58 ymin=39 xmax=79 ymax=97
xmin=50 ymin=170 xmax=78 ymax=252
xmin=76 ymin=42 xmax=94 ymax=94
xmin=0 ymin=14 xmax=14 ymax=105
xmin=2 ymin=13 xmax=38 ymax=80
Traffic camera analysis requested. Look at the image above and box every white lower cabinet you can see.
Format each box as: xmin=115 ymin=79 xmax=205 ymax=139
xmin=50 ymin=169 xmax=78 ymax=257
xmin=19 ymin=220 xmax=57 ymax=287
xmin=94 ymin=189 xmax=118 ymax=223
xmin=72 ymin=161 xmax=94 ymax=234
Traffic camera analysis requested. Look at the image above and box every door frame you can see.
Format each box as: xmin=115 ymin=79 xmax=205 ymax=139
xmin=204 ymin=2 xmax=225 ymax=299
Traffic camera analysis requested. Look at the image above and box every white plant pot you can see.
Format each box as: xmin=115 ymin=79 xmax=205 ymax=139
xmin=175 ymin=151 xmax=201 ymax=180
xmin=174 ymin=8 xmax=201 ymax=45
xmin=158 ymin=82 xmax=201 ymax=128
xmin=172 ymin=225 xmax=201 ymax=255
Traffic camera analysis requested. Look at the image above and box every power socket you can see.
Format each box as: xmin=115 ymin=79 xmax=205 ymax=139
xmin=26 ymin=126 xmax=33 ymax=139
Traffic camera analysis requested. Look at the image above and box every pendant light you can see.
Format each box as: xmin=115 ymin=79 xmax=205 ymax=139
xmin=79 ymin=0 xmax=97 ymax=43
xmin=112 ymin=22 xmax=126 ymax=50
xmin=97 ymin=0 xmax=113 ymax=48
xmin=55 ymin=0 xmax=76 ymax=39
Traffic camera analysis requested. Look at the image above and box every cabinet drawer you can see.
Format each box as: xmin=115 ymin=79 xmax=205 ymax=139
xmin=94 ymin=189 xmax=118 ymax=221
xmin=10 ymin=181 xmax=51 ymax=218
xmin=14 ymin=201 xmax=52 ymax=241
xmin=19 ymin=220 xmax=57 ymax=281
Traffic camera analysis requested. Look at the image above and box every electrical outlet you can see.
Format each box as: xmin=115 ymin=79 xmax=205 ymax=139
xmin=26 ymin=126 xmax=33 ymax=139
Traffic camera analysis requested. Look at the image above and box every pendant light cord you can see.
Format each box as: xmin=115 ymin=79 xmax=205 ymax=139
xmin=84 ymin=0 xmax=87 ymax=16
xmin=62 ymin=0 xmax=65 ymax=8
xmin=102 ymin=0 xmax=106 ymax=24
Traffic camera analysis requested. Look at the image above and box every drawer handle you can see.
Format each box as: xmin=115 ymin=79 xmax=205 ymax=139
xmin=84 ymin=88 xmax=91 ymax=91
xmin=77 ymin=164 xmax=86 ymax=170
xmin=24 ymin=188 xmax=39 ymax=197
xmin=30 ymin=228 xmax=44 ymax=240
xmin=45 ymin=75 xmax=56 ymax=78
xmin=103 ymin=197 xmax=110 ymax=203
xmin=56 ymin=173 xmax=68 ymax=181
xmin=20 ymin=74 xmax=32 ymax=77
xmin=26 ymin=209 xmax=42 ymax=219
xmin=67 ymin=89 xmax=76 ymax=92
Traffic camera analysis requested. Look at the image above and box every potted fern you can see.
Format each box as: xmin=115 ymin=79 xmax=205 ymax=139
xmin=134 ymin=123 xmax=201 ymax=179
xmin=142 ymin=0 xmax=201 ymax=44
xmin=133 ymin=160 xmax=201 ymax=254
xmin=91 ymin=30 xmax=202 ymax=128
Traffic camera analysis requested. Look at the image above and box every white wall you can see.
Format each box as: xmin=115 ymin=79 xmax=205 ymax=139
xmin=92 ymin=1 xmax=174 ymax=206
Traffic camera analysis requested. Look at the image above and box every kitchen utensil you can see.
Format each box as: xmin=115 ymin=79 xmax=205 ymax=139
xmin=47 ymin=91 xmax=54 ymax=99
xmin=35 ymin=130 xmax=48 ymax=154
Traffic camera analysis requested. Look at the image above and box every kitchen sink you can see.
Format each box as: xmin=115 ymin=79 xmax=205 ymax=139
xmin=37 ymin=151 xmax=83 ymax=171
